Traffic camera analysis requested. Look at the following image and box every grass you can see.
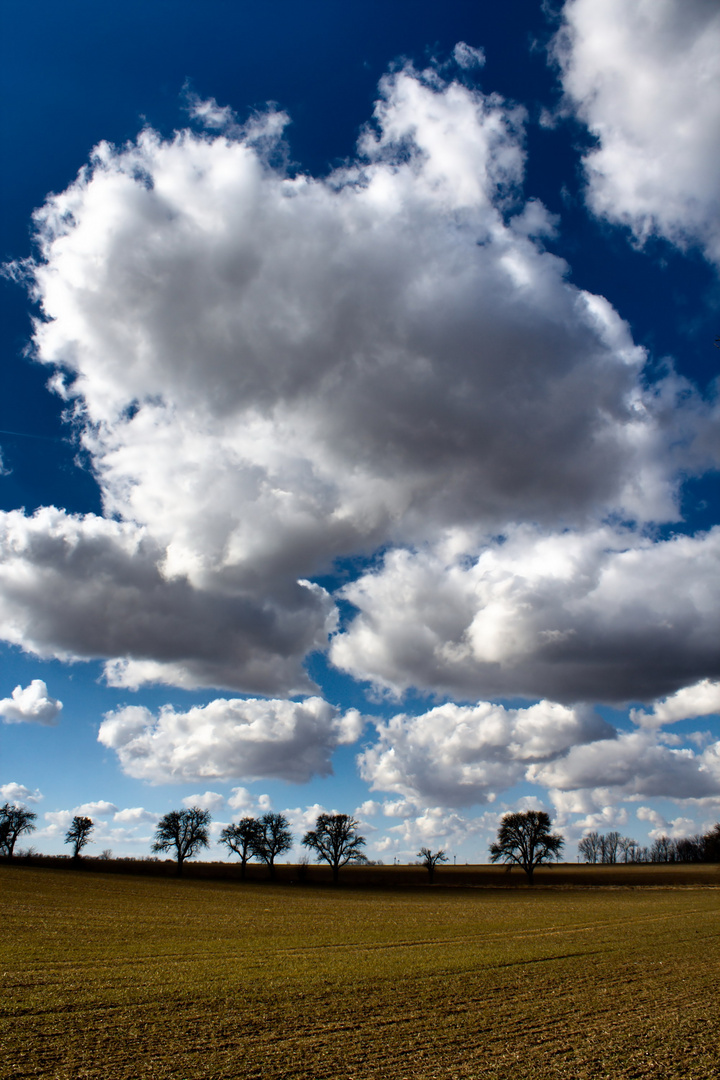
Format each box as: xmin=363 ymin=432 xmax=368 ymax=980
xmin=1 ymin=864 xmax=719 ymax=1079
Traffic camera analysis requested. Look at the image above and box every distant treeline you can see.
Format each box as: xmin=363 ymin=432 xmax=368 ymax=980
xmin=578 ymin=826 xmax=720 ymax=865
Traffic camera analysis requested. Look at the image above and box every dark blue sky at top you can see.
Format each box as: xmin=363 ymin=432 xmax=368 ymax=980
xmin=1 ymin=0 xmax=718 ymax=527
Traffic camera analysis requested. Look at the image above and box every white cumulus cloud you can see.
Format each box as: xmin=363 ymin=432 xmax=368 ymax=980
xmin=73 ymin=800 xmax=118 ymax=817
xmin=98 ymin=696 xmax=363 ymax=784
xmin=0 ymin=782 xmax=42 ymax=805
xmin=113 ymin=807 xmax=159 ymax=825
xmin=182 ymin=791 xmax=226 ymax=813
xmin=357 ymin=699 xmax=614 ymax=807
xmin=0 ymin=508 xmax=332 ymax=694
xmin=0 ymin=679 xmax=62 ymax=724
xmin=553 ymin=0 xmax=720 ymax=266
xmin=331 ymin=525 xmax=720 ymax=704
xmin=0 ymin=60 xmax=715 ymax=705
xmin=631 ymin=679 xmax=720 ymax=728
xmin=528 ymin=730 xmax=720 ymax=800
xmin=453 ymin=42 xmax=486 ymax=70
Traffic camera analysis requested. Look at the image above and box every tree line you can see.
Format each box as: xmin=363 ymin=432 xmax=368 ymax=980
xmin=577 ymin=827 xmax=720 ymax=865
xmin=2 ymin=803 xmax=719 ymax=883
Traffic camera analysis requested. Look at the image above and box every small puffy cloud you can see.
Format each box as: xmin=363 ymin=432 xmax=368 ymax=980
xmin=227 ymin=787 xmax=272 ymax=814
xmin=383 ymin=806 xmax=494 ymax=859
xmin=0 ymin=679 xmax=62 ymax=725
xmin=453 ymin=42 xmax=486 ymax=70
xmin=182 ymin=791 xmax=226 ymax=813
xmin=332 ymin=525 xmax=720 ymax=704
xmin=553 ymin=0 xmax=720 ymax=266
xmin=665 ymin=816 xmax=699 ymax=840
xmin=227 ymin=787 xmax=252 ymax=812
xmin=98 ymin=696 xmax=361 ymax=784
xmin=282 ymin=803 xmax=329 ymax=839
xmin=632 ymin=679 xmax=720 ymax=728
xmin=637 ymin=806 xmax=665 ymax=829
xmin=44 ymin=810 xmax=73 ymax=830
xmin=184 ymin=90 xmax=236 ymax=130
xmin=73 ymin=800 xmax=118 ymax=818
xmin=635 ymin=806 xmax=697 ymax=840
xmin=382 ymin=799 xmax=420 ymax=819
xmin=570 ymin=805 xmax=628 ymax=834
xmin=358 ymin=699 xmax=613 ymax=807
xmin=0 ymin=782 xmax=42 ymax=805
xmin=113 ymin=807 xmax=159 ymax=825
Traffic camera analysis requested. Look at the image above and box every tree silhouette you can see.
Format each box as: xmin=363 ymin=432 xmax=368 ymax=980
xmin=578 ymin=831 xmax=601 ymax=864
xmin=418 ymin=847 xmax=448 ymax=884
xmin=0 ymin=803 xmax=37 ymax=858
xmin=152 ymin=808 xmax=210 ymax=875
xmin=251 ymin=813 xmax=292 ymax=879
xmin=219 ymin=817 xmax=259 ymax=879
xmin=302 ymin=813 xmax=366 ymax=883
xmin=65 ymin=816 xmax=94 ymax=859
xmin=704 ymin=823 xmax=720 ymax=861
xmin=490 ymin=810 xmax=564 ymax=885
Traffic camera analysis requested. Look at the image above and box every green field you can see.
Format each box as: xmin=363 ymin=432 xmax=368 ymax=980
xmin=1 ymin=865 xmax=718 ymax=1079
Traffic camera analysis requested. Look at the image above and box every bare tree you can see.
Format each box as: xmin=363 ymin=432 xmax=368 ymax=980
xmin=152 ymin=808 xmax=210 ymax=875
xmin=65 ymin=816 xmax=94 ymax=859
xmin=418 ymin=847 xmax=448 ymax=884
xmin=0 ymin=804 xmax=37 ymax=858
xmin=650 ymin=835 xmax=675 ymax=863
xmin=302 ymin=813 xmax=366 ymax=883
xmin=252 ymin=813 xmax=292 ymax=879
xmin=219 ymin=817 xmax=259 ymax=879
xmin=490 ymin=811 xmax=564 ymax=885
xmin=578 ymin=832 xmax=602 ymax=864
xmin=675 ymin=835 xmax=705 ymax=862
xmin=618 ymin=836 xmax=638 ymax=863
xmin=602 ymin=831 xmax=621 ymax=864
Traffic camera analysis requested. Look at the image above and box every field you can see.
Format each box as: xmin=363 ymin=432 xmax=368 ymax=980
xmin=1 ymin=865 xmax=718 ymax=1079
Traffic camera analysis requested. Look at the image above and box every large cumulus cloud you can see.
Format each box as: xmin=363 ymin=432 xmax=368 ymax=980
xmin=331 ymin=525 xmax=720 ymax=704
xmin=1 ymin=57 xmax=717 ymax=711
xmin=358 ymin=699 xmax=614 ymax=806
xmin=528 ymin=731 xmax=720 ymax=801
xmin=355 ymin=692 xmax=720 ymax=813
xmin=553 ymin=0 xmax=720 ymax=266
xmin=0 ymin=507 xmax=332 ymax=693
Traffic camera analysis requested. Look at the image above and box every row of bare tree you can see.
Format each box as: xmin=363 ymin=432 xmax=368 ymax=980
xmin=154 ymin=808 xmax=369 ymax=880
xmin=578 ymin=826 xmax=720 ymax=864
xmin=0 ymin=806 xmax=95 ymax=860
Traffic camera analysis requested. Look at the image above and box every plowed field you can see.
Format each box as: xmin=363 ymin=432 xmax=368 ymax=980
xmin=1 ymin=866 xmax=718 ymax=1079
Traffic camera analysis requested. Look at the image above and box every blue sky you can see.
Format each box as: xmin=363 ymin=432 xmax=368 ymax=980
xmin=1 ymin=0 xmax=719 ymax=863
